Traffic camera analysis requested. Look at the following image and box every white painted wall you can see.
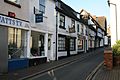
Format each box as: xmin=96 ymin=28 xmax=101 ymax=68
xmin=57 ymin=12 xmax=79 ymax=57
xmin=0 ymin=0 xmax=30 ymax=21
xmin=109 ymin=0 xmax=120 ymax=46
xmin=28 ymin=0 xmax=56 ymax=60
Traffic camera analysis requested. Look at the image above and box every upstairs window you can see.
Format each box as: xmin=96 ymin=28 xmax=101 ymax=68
xmin=59 ymin=14 xmax=65 ymax=29
xmin=4 ymin=0 xmax=21 ymax=8
xmin=77 ymin=24 xmax=79 ymax=32
xmin=39 ymin=0 xmax=45 ymax=13
xmin=81 ymin=24 xmax=84 ymax=35
xmin=71 ymin=20 xmax=75 ymax=28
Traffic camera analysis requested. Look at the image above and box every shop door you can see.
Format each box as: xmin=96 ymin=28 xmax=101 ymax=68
xmin=66 ymin=37 xmax=70 ymax=56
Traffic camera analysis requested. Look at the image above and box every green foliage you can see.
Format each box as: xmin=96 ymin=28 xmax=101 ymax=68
xmin=112 ymin=40 xmax=120 ymax=56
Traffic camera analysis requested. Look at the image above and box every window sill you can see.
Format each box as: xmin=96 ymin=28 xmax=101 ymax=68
xmin=4 ymin=0 xmax=21 ymax=8
xmin=59 ymin=26 xmax=66 ymax=29
xmin=58 ymin=50 xmax=66 ymax=52
xmin=70 ymin=50 xmax=76 ymax=51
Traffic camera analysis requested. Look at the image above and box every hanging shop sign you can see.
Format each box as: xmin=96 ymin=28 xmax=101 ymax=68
xmin=0 ymin=14 xmax=29 ymax=29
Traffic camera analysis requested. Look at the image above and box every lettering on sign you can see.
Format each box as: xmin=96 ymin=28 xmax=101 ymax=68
xmin=0 ymin=14 xmax=29 ymax=29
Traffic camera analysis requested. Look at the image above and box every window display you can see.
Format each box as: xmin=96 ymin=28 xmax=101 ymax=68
xmin=78 ymin=39 xmax=83 ymax=50
xmin=8 ymin=27 xmax=27 ymax=59
xmin=30 ymin=32 xmax=45 ymax=57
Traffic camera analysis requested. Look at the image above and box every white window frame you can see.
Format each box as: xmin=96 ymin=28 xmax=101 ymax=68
xmin=39 ymin=0 xmax=45 ymax=13
xmin=7 ymin=0 xmax=20 ymax=4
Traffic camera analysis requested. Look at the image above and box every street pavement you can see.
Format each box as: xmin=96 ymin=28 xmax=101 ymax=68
xmin=0 ymin=48 xmax=104 ymax=80
xmin=25 ymin=49 xmax=104 ymax=80
xmin=92 ymin=65 xmax=120 ymax=80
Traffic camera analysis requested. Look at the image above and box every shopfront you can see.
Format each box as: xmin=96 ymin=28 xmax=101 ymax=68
xmin=0 ymin=14 xmax=30 ymax=72
xmin=77 ymin=35 xmax=84 ymax=52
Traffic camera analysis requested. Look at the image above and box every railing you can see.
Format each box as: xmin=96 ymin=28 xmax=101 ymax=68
xmin=8 ymin=47 xmax=26 ymax=59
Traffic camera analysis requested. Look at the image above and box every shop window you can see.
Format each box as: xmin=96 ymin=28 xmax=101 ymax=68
xmin=59 ymin=14 xmax=65 ymax=29
xmin=8 ymin=28 xmax=27 ymax=59
xmin=78 ymin=39 xmax=83 ymax=50
xmin=58 ymin=36 xmax=66 ymax=51
xmin=70 ymin=38 xmax=75 ymax=51
xmin=30 ymin=32 xmax=45 ymax=57
xmin=4 ymin=0 xmax=21 ymax=8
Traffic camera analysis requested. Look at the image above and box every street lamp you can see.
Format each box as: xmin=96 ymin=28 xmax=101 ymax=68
xmin=107 ymin=0 xmax=118 ymax=41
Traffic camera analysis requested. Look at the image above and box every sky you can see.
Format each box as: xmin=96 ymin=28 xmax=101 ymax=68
xmin=61 ymin=0 xmax=110 ymax=25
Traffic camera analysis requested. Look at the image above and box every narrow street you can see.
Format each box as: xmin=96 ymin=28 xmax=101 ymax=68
xmin=26 ymin=49 xmax=104 ymax=80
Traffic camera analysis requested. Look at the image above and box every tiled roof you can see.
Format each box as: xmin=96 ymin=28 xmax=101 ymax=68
xmin=55 ymin=0 xmax=89 ymax=25
xmin=56 ymin=1 xmax=79 ymax=21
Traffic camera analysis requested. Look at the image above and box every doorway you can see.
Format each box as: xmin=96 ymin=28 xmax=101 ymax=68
xmin=48 ymin=35 xmax=52 ymax=60
xmin=66 ymin=37 xmax=70 ymax=56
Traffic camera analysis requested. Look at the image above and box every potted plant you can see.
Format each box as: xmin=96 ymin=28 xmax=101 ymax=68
xmin=112 ymin=40 xmax=120 ymax=66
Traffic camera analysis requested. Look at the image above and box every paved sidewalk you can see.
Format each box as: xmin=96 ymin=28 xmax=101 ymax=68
xmin=92 ymin=64 xmax=120 ymax=80
xmin=0 ymin=48 xmax=103 ymax=80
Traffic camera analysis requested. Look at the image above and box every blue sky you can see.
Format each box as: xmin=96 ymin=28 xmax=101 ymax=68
xmin=61 ymin=0 xmax=110 ymax=24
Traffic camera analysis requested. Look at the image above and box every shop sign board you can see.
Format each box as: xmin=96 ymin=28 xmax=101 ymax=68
xmin=0 ymin=14 xmax=29 ymax=29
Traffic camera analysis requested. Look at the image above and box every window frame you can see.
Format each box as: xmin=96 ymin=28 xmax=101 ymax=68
xmin=58 ymin=35 xmax=66 ymax=51
xmin=39 ymin=0 xmax=45 ymax=13
xmin=78 ymin=39 xmax=84 ymax=50
xmin=77 ymin=24 xmax=79 ymax=32
xmin=71 ymin=19 xmax=75 ymax=28
xmin=70 ymin=38 xmax=76 ymax=51
xmin=59 ymin=14 xmax=65 ymax=29
xmin=4 ymin=0 xmax=21 ymax=8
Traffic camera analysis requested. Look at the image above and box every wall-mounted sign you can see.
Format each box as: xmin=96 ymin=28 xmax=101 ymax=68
xmin=35 ymin=14 xmax=43 ymax=23
xmin=0 ymin=14 xmax=29 ymax=29
xmin=8 ymin=12 xmax=16 ymax=18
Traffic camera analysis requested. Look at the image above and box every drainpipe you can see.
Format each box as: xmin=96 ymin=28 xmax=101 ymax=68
xmin=55 ymin=1 xmax=58 ymax=61
xmin=107 ymin=0 xmax=118 ymax=41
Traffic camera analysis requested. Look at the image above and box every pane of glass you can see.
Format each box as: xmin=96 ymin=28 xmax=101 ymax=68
xmin=8 ymin=28 xmax=26 ymax=59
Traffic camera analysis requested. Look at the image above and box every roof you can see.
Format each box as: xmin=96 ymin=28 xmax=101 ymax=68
xmin=56 ymin=0 xmax=82 ymax=22
xmin=93 ymin=16 xmax=107 ymax=31
xmin=80 ymin=9 xmax=106 ymax=31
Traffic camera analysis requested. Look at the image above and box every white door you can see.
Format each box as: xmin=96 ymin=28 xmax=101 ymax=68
xmin=48 ymin=35 xmax=52 ymax=61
